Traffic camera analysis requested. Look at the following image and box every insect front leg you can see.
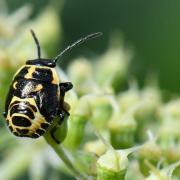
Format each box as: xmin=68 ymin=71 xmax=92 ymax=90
xmin=59 ymin=82 xmax=73 ymax=115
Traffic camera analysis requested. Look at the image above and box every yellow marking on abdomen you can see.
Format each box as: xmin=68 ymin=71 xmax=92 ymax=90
xmin=8 ymin=96 xmax=48 ymax=135
xmin=13 ymin=81 xmax=18 ymax=89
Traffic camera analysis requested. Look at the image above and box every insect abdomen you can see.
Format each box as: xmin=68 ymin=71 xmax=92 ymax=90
xmin=7 ymin=97 xmax=50 ymax=138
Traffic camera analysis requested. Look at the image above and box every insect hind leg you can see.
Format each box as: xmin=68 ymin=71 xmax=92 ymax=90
xmin=50 ymin=112 xmax=66 ymax=144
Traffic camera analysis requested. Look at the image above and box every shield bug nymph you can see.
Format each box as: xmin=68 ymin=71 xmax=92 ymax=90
xmin=3 ymin=29 xmax=102 ymax=143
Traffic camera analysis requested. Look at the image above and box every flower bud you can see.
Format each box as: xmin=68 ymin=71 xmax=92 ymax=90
xmin=108 ymin=112 xmax=137 ymax=148
xmin=89 ymin=95 xmax=113 ymax=130
xmin=117 ymin=87 xmax=140 ymax=112
xmin=97 ymin=150 xmax=128 ymax=180
xmin=135 ymin=86 xmax=161 ymax=121
xmin=134 ymin=87 xmax=161 ymax=142
xmin=145 ymin=160 xmax=180 ymax=180
xmin=137 ymin=135 xmax=162 ymax=176
xmin=67 ymin=58 xmax=94 ymax=96
xmin=97 ymin=146 xmax=140 ymax=180
xmin=73 ymin=151 xmax=98 ymax=176
xmin=63 ymin=115 xmax=87 ymax=150
xmin=95 ymin=46 xmax=131 ymax=93
xmin=158 ymin=118 xmax=180 ymax=148
xmin=159 ymin=99 xmax=180 ymax=119
xmin=63 ymin=96 xmax=91 ymax=150
xmin=158 ymin=100 xmax=180 ymax=148
xmin=84 ymin=139 xmax=107 ymax=156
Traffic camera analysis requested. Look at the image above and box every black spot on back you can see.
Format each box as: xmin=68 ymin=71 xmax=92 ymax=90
xmin=9 ymin=126 xmax=13 ymax=132
xmin=16 ymin=128 xmax=29 ymax=134
xmin=10 ymin=105 xmax=35 ymax=119
xmin=12 ymin=116 xmax=31 ymax=127
xmin=10 ymin=101 xmax=37 ymax=112
xmin=19 ymin=134 xmax=30 ymax=138
xmin=31 ymin=133 xmax=40 ymax=138
xmin=36 ymin=129 xmax=45 ymax=136
xmin=41 ymin=123 xmax=49 ymax=130
xmin=24 ymin=102 xmax=37 ymax=112
xmin=14 ymin=67 xmax=30 ymax=80
xmin=13 ymin=132 xmax=19 ymax=136
xmin=9 ymin=101 xmax=20 ymax=109
xmin=32 ymin=68 xmax=53 ymax=82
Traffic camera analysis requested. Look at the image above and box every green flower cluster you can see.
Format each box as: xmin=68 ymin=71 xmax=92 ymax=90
xmin=60 ymin=51 xmax=180 ymax=179
xmin=0 ymin=5 xmax=179 ymax=180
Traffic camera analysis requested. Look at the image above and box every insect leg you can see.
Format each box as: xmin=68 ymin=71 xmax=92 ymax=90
xmin=50 ymin=112 xmax=66 ymax=144
xmin=57 ymin=111 xmax=65 ymax=125
xmin=3 ymin=112 xmax=7 ymax=118
xmin=59 ymin=82 xmax=73 ymax=96
xmin=50 ymin=83 xmax=73 ymax=144
xmin=59 ymin=82 xmax=73 ymax=115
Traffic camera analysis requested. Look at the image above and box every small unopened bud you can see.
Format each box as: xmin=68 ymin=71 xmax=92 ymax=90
xmin=117 ymin=86 xmax=140 ymax=112
xmin=134 ymin=87 xmax=161 ymax=142
xmin=63 ymin=115 xmax=88 ymax=150
xmin=95 ymin=46 xmax=131 ymax=92
xmin=68 ymin=58 xmax=94 ymax=96
xmin=137 ymin=133 xmax=162 ymax=176
xmin=63 ymin=96 xmax=91 ymax=150
xmin=84 ymin=139 xmax=107 ymax=156
xmin=97 ymin=146 xmax=140 ymax=180
xmin=145 ymin=160 xmax=180 ymax=180
xmin=158 ymin=100 xmax=180 ymax=147
xmin=135 ymin=86 xmax=161 ymax=121
xmin=90 ymin=95 xmax=113 ymax=129
xmin=108 ymin=112 xmax=137 ymax=148
xmin=159 ymin=99 xmax=180 ymax=119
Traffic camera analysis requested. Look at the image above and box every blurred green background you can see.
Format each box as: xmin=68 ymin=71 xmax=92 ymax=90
xmin=6 ymin=0 xmax=180 ymax=93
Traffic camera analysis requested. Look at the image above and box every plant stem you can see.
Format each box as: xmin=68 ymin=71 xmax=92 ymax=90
xmin=44 ymin=133 xmax=88 ymax=180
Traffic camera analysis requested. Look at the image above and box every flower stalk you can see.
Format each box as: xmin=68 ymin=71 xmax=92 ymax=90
xmin=44 ymin=131 xmax=88 ymax=180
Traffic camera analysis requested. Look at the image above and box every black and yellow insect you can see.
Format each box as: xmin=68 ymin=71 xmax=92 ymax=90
xmin=3 ymin=30 xmax=102 ymax=143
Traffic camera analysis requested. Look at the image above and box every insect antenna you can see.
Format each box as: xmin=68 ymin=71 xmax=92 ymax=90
xmin=30 ymin=29 xmax=41 ymax=59
xmin=53 ymin=32 xmax=102 ymax=63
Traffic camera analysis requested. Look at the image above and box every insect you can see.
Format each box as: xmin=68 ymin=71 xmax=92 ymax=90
xmin=3 ymin=30 xmax=102 ymax=143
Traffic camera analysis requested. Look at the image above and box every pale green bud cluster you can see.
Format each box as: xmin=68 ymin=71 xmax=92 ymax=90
xmin=62 ymin=44 xmax=179 ymax=178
